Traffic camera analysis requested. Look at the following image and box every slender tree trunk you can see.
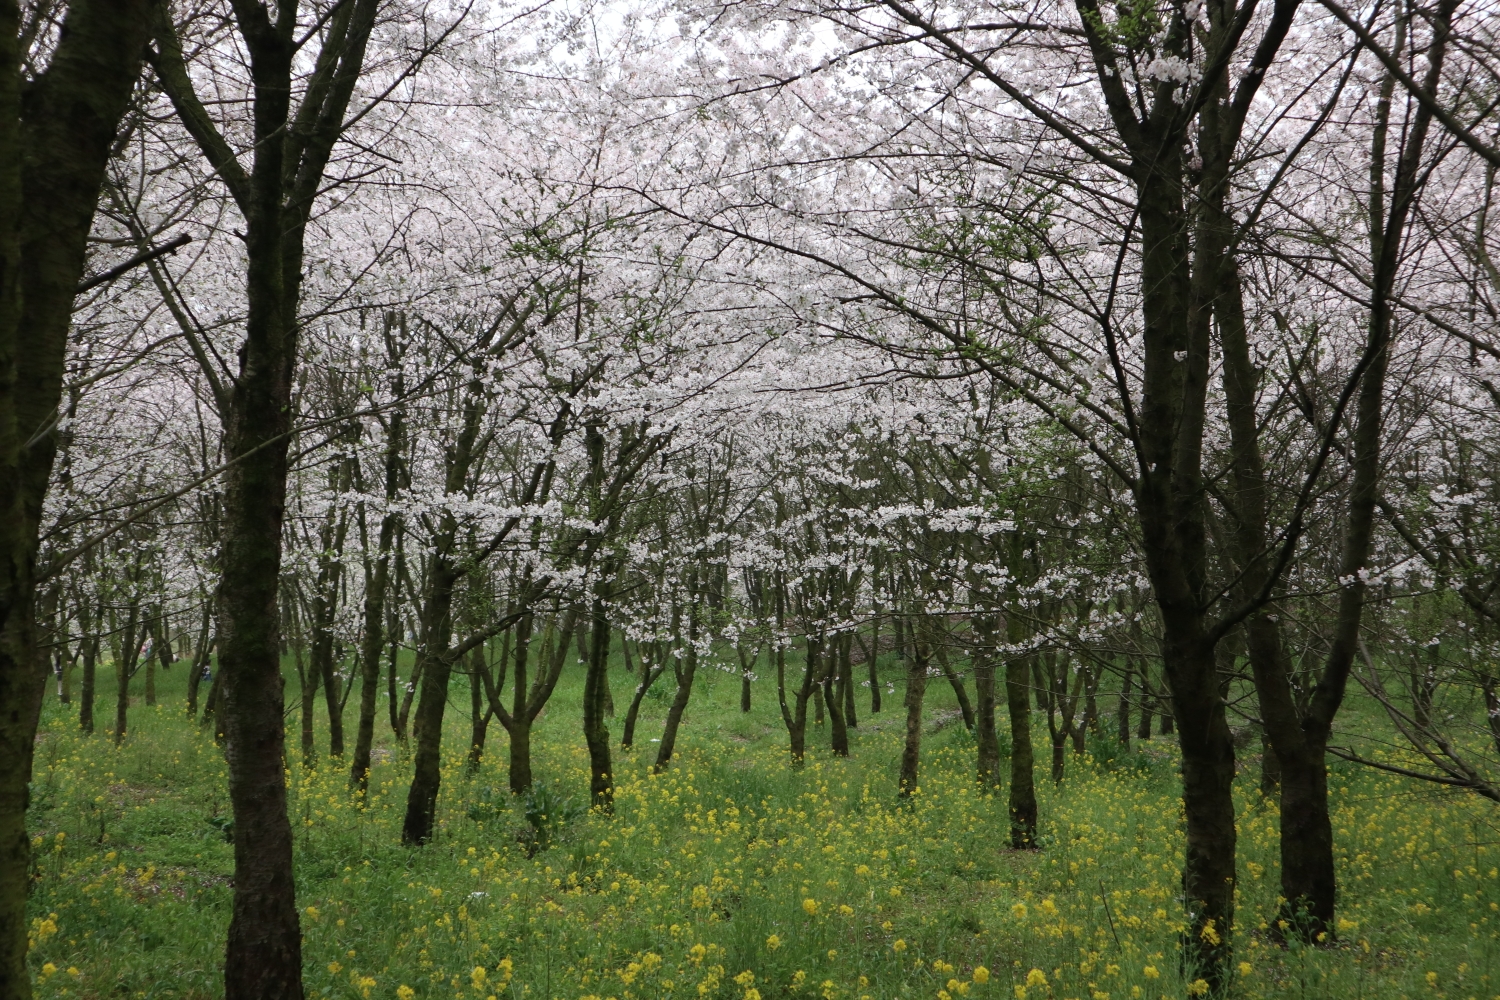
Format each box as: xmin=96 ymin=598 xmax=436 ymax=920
xmin=350 ymin=534 xmax=388 ymax=788
xmin=401 ymin=558 xmax=458 ymax=845
xmin=583 ymin=588 xmax=614 ymax=809
xmin=466 ymin=646 xmax=490 ymax=772
xmin=185 ymin=603 xmax=211 ymax=719
xmin=396 ymin=655 xmax=422 ymax=743
xmin=868 ymin=612 xmax=882 ymax=714
xmin=823 ymin=636 xmax=849 ymax=758
xmin=506 ymin=616 xmax=535 ymax=794
xmin=144 ymin=627 xmax=157 ymax=708
xmin=318 ymin=643 xmax=343 ymax=757
xmin=622 ymin=659 xmax=666 ymax=749
xmin=654 ymin=628 xmax=698 ymax=770
xmin=1005 ymin=653 xmax=1038 ymax=846
xmin=1137 ymin=688 xmax=1154 ymax=740
xmin=386 ymin=617 xmax=402 ymax=739
xmin=295 ymin=640 xmax=315 ymax=767
xmin=114 ymin=606 xmax=140 ymax=747
xmin=841 ymin=635 xmax=857 ymax=729
xmin=1006 ymin=621 xmax=1038 ymax=848
xmin=79 ymin=635 xmax=97 ymax=735
xmin=897 ymin=634 xmax=928 ymax=798
xmin=738 ymin=644 xmax=753 ymax=713
xmin=936 ymin=644 xmax=975 ymax=731
xmin=1117 ymin=665 xmax=1132 ymax=747
xmin=973 ymin=615 xmax=1000 ymax=787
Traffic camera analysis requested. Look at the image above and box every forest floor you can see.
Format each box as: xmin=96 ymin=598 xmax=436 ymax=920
xmin=21 ymin=652 xmax=1500 ymax=1000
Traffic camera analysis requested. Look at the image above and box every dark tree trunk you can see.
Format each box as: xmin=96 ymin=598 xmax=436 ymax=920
xmin=143 ymin=645 xmax=156 ymax=707
xmin=466 ymin=646 xmax=490 ymax=772
xmin=293 ymin=639 xmax=315 ymax=767
xmin=396 ymin=655 xmax=422 ymax=743
xmin=582 ymin=589 xmax=614 ymax=809
xmin=897 ymin=636 xmax=928 ymax=798
xmin=0 ymin=6 xmax=149 ymax=991
xmin=1117 ymin=665 xmax=1132 ymax=747
xmin=973 ymin=615 xmax=1000 ymax=787
xmin=822 ymin=636 xmax=849 ymax=758
xmin=738 ymin=644 xmax=753 ymax=712
xmin=778 ymin=637 xmax=817 ymax=763
xmin=485 ymin=607 xmax=574 ymax=795
xmin=350 ymin=512 xmax=390 ymax=789
xmin=841 ymin=635 xmax=857 ymax=729
xmin=654 ymin=630 xmax=698 ymax=770
xmin=1006 ymin=653 xmax=1037 ymax=847
xmin=936 ymin=645 xmax=975 ymax=731
xmin=113 ymin=604 xmax=141 ymax=747
xmin=149 ymin=1 xmax=383 ymax=989
xmin=1137 ymin=689 xmax=1153 ymax=740
xmin=79 ymin=635 xmax=97 ymax=735
xmin=507 ymin=615 xmax=536 ymax=794
xmin=622 ymin=658 xmax=666 ymax=749
xmin=185 ymin=604 xmax=211 ymax=719
xmin=401 ymin=553 xmax=459 ymax=845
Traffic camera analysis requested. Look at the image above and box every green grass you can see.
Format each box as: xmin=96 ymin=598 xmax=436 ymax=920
xmin=22 ymin=650 xmax=1500 ymax=1000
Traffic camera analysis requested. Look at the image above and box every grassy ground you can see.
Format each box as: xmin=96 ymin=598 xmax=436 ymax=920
xmin=21 ymin=648 xmax=1500 ymax=1000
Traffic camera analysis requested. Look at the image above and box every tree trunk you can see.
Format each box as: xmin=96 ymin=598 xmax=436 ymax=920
xmin=1117 ymin=665 xmax=1132 ymax=747
xmin=113 ymin=605 xmax=140 ymax=747
xmin=822 ymin=636 xmax=849 ymax=757
xmin=401 ymin=556 xmax=459 ymax=845
xmin=623 ymin=659 xmax=666 ymax=749
xmin=466 ymin=646 xmax=490 ymax=772
xmin=185 ymin=604 xmax=211 ymax=719
xmin=841 ymin=635 xmax=857 ymax=729
xmin=654 ymin=628 xmax=698 ymax=771
xmin=897 ymin=636 xmax=928 ymax=798
xmin=79 ymin=635 xmax=97 ymax=735
xmin=1137 ymin=689 xmax=1154 ymax=740
xmin=738 ymin=644 xmax=753 ymax=712
xmin=973 ymin=615 xmax=1000 ymax=787
xmin=294 ymin=640 xmax=315 ymax=767
xmin=0 ymin=6 xmax=150 ymax=991
xmin=583 ymin=589 xmax=614 ymax=809
xmin=144 ymin=634 xmax=157 ymax=707
xmin=350 ymin=518 xmax=389 ymax=789
xmin=1006 ymin=653 xmax=1037 ymax=846
xmin=936 ymin=644 xmax=974 ymax=731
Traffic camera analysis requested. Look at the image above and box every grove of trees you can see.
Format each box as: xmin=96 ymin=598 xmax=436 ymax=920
xmin=3 ymin=0 xmax=1500 ymax=996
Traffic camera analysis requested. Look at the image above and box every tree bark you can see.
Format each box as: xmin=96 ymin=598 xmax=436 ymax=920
xmin=973 ymin=615 xmax=1001 ymax=787
xmin=822 ymin=634 xmax=850 ymax=757
xmin=622 ymin=656 xmax=666 ymax=749
xmin=79 ymin=635 xmax=97 ymax=735
xmin=655 ymin=591 xmax=700 ymax=771
xmin=185 ymin=602 xmax=211 ymax=719
xmin=738 ymin=643 xmax=753 ymax=712
xmin=897 ymin=634 xmax=928 ymax=798
xmin=583 ymin=589 xmax=614 ymax=809
xmin=401 ymin=556 xmax=458 ymax=844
